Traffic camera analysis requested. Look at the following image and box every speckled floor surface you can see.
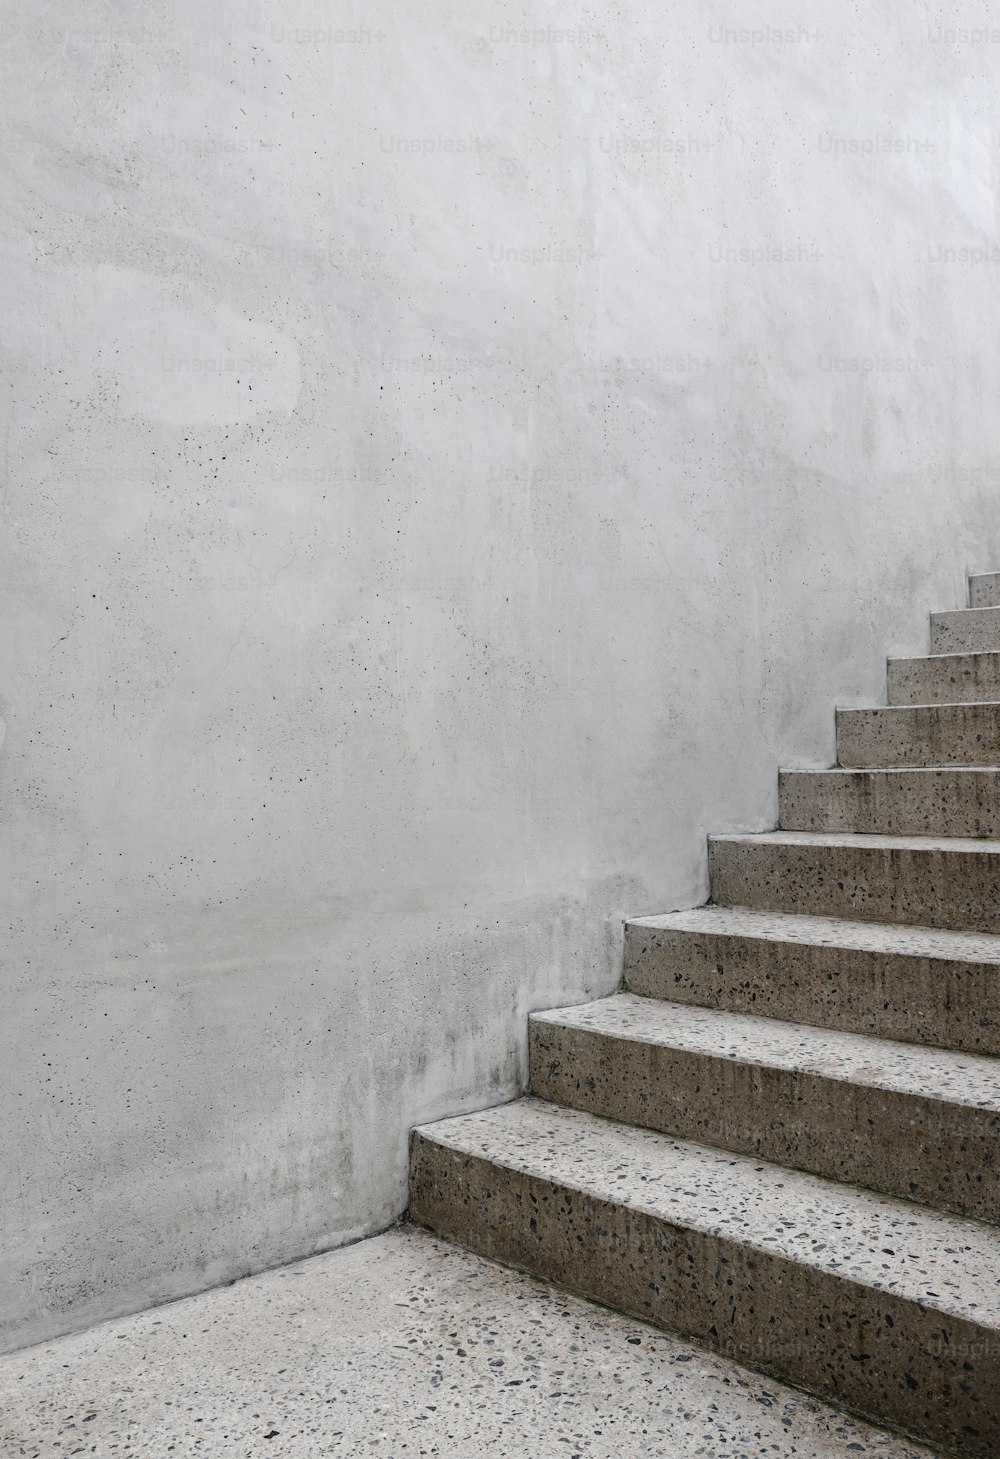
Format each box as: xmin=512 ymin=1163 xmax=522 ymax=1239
xmin=0 ymin=1225 xmax=933 ymax=1458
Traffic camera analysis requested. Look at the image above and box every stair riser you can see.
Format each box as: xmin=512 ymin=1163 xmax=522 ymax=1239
xmin=624 ymin=921 xmax=1000 ymax=1056
xmin=529 ymin=1022 xmax=1000 ymax=1223
xmin=837 ymin=706 xmax=1000 ymax=768
xmin=970 ymin=574 xmax=1000 ymax=609
xmin=888 ymin=654 xmax=1000 ymax=705
xmin=779 ymin=769 xmax=1000 ymax=837
xmin=709 ymin=839 xmax=1000 ymax=934
xmin=931 ymin=610 xmax=1000 ymax=654
xmin=411 ymin=1135 xmax=1000 ymax=1459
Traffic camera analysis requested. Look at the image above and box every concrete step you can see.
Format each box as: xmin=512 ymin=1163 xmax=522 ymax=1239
xmin=779 ymin=767 xmax=1000 ymax=837
xmin=888 ymin=650 xmax=1000 ymax=705
xmin=624 ymin=905 xmax=1000 ymax=1056
xmin=709 ymin=830 xmax=1000 ymax=934
xmin=931 ymin=606 xmax=1000 ymax=654
xmin=969 ymin=572 xmax=1000 ymax=609
xmin=529 ymin=995 xmax=1000 ymax=1223
xmin=836 ymin=702 xmax=1000 ymax=768
xmin=410 ymin=1096 xmax=1000 ymax=1458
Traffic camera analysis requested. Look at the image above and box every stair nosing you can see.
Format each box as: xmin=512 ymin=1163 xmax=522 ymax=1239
xmin=837 ymin=700 xmax=1000 ymax=711
xmin=933 ymin=605 xmax=1000 ymax=617
xmin=890 ymin=648 xmax=1000 ymax=663
xmin=710 ymin=829 xmax=1000 ymax=850
xmin=779 ymin=765 xmax=1000 ymax=775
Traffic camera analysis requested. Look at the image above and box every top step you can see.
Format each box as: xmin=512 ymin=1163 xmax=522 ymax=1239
xmin=970 ymin=572 xmax=1000 ymax=609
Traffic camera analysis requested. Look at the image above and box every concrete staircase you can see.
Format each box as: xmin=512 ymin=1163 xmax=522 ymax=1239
xmin=409 ymin=573 xmax=1000 ymax=1459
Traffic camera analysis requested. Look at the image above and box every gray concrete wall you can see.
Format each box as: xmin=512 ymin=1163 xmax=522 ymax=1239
xmin=2 ymin=0 xmax=999 ymax=1350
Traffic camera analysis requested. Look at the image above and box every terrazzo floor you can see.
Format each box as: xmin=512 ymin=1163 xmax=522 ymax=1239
xmin=0 ymin=1224 xmax=935 ymax=1458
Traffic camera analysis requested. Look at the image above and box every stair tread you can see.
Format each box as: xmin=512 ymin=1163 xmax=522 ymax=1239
xmin=532 ymin=994 xmax=1000 ymax=1107
xmin=891 ymin=650 xmax=1000 ymax=664
xmin=839 ymin=700 xmax=1000 ymax=710
xmin=935 ymin=605 xmax=1000 ymax=617
xmin=781 ymin=765 xmax=1000 ymax=776
xmin=415 ymin=1096 xmax=1000 ymax=1327
xmin=627 ymin=904 xmax=1000 ymax=962
xmin=711 ymin=829 xmax=1000 ymax=852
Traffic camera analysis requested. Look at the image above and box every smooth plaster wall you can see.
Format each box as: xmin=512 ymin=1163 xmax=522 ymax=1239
xmin=2 ymin=0 xmax=1000 ymax=1350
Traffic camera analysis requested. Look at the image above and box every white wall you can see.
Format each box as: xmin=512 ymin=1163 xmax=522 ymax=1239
xmin=2 ymin=0 xmax=999 ymax=1350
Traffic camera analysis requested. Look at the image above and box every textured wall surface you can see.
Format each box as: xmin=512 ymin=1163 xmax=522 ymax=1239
xmin=2 ymin=0 xmax=1000 ymax=1350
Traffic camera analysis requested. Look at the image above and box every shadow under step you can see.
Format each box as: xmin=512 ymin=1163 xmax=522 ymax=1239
xmin=709 ymin=830 xmax=1000 ymax=934
xmin=624 ymin=906 xmax=1000 ymax=1056
xmin=410 ymin=1097 xmax=1000 ymax=1459
xmin=529 ymin=995 xmax=1000 ymax=1223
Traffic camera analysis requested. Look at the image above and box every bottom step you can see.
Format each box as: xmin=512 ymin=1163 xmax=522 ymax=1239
xmin=411 ymin=1097 xmax=1000 ymax=1459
